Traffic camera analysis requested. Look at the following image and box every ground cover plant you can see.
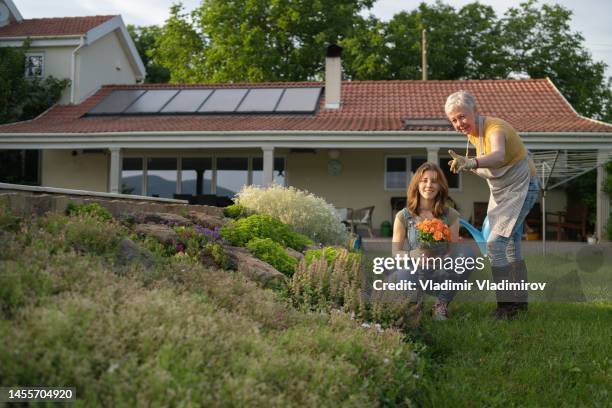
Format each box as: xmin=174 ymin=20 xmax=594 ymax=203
xmin=0 ymin=204 xmax=422 ymax=406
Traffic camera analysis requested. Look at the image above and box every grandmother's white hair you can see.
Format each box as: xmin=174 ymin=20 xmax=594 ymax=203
xmin=445 ymin=90 xmax=477 ymax=114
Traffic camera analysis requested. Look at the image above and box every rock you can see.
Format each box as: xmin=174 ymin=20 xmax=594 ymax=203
xmin=285 ymin=247 xmax=304 ymax=262
xmin=189 ymin=205 xmax=225 ymax=218
xmin=132 ymin=212 xmax=191 ymax=227
xmin=224 ymin=245 xmax=286 ymax=288
xmin=134 ymin=223 xmax=178 ymax=245
xmin=188 ymin=211 xmax=228 ymax=230
xmin=305 ymin=244 xmax=323 ymax=251
xmin=115 ymin=238 xmax=155 ymax=267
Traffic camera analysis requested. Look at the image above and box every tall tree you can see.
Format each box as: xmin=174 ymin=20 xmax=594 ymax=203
xmin=0 ymin=45 xmax=68 ymax=124
xmin=0 ymin=45 xmax=68 ymax=185
xmin=153 ymin=0 xmax=375 ymax=83
xmin=127 ymin=24 xmax=170 ymax=83
xmin=502 ymin=0 xmax=612 ymax=121
xmin=385 ymin=2 xmax=470 ymax=80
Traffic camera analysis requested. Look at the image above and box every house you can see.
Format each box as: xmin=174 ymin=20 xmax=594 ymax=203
xmin=1 ymin=2 xmax=611 ymax=239
xmin=0 ymin=0 xmax=145 ymax=104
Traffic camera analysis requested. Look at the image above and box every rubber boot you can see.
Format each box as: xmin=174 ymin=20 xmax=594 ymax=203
xmin=491 ymin=264 xmax=515 ymax=319
xmin=510 ymin=260 xmax=528 ymax=313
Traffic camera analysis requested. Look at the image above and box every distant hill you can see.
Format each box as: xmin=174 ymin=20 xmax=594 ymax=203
xmin=122 ymin=175 xmax=236 ymax=198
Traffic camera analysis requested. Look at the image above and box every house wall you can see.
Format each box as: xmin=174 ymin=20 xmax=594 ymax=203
xmin=41 ymin=150 xmax=108 ymax=192
xmin=38 ymin=147 xmax=566 ymax=232
xmin=76 ymin=30 xmax=138 ymax=102
xmin=26 ymin=46 xmax=74 ymax=104
xmin=287 ymin=148 xmax=567 ymax=229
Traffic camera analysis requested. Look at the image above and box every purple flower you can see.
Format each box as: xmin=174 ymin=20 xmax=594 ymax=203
xmin=175 ymin=243 xmax=185 ymax=253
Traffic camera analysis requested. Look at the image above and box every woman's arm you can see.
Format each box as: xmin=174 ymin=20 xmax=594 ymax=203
xmin=473 ymin=130 xmax=505 ymax=168
xmin=392 ymin=216 xmax=407 ymax=257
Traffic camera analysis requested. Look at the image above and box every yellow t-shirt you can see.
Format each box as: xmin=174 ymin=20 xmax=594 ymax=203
xmin=467 ymin=116 xmax=536 ymax=176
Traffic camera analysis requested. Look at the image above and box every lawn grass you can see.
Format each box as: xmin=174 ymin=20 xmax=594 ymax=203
xmin=363 ymin=249 xmax=612 ymax=406
xmin=414 ymin=301 xmax=612 ymax=407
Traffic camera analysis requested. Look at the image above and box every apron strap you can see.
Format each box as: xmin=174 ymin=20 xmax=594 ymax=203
xmin=478 ymin=115 xmax=484 ymax=157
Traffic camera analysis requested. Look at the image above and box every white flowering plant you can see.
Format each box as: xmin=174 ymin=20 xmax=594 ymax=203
xmin=234 ymin=184 xmax=348 ymax=245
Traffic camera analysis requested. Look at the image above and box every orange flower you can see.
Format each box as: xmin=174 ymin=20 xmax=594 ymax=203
xmin=416 ymin=218 xmax=451 ymax=243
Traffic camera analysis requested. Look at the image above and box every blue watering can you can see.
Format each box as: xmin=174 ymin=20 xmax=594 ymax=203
xmin=459 ymin=216 xmax=523 ymax=256
xmin=459 ymin=217 xmax=491 ymax=255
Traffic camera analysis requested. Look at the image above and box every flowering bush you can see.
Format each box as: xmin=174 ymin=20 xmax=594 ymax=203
xmin=415 ymin=218 xmax=451 ymax=245
xmin=234 ymin=185 xmax=348 ymax=245
xmin=173 ymin=225 xmax=230 ymax=269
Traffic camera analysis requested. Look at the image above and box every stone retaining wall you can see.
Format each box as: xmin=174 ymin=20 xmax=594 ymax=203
xmin=0 ymin=188 xmax=224 ymax=219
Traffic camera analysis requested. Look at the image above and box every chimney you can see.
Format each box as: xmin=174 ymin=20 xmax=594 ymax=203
xmin=325 ymin=44 xmax=343 ymax=110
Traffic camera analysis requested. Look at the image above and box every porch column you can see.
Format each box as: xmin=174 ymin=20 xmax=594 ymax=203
xmin=596 ymin=149 xmax=611 ymax=241
xmin=109 ymin=147 xmax=122 ymax=194
xmin=427 ymin=147 xmax=439 ymax=164
xmin=262 ymin=146 xmax=274 ymax=186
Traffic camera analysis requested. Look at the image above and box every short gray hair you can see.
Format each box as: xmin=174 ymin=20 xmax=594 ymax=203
xmin=445 ymin=90 xmax=477 ymax=114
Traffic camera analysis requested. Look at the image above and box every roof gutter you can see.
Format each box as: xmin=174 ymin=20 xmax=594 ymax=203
xmin=70 ymin=36 xmax=87 ymax=104
xmin=1 ymin=130 xmax=612 ymax=150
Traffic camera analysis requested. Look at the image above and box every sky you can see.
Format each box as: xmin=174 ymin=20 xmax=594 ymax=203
xmin=11 ymin=0 xmax=612 ymax=79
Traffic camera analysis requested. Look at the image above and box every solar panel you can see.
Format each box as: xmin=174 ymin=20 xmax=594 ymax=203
xmin=275 ymin=87 xmax=321 ymax=112
xmin=88 ymin=87 xmax=322 ymax=116
xmin=161 ymin=89 xmax=213 ymax=113
xmin=124 ymin=90 xmax=179 ymax=114
xmin=89 ymin=90 xmax=145 ymax=114
xmin=199 ymin=89 xmax=248 ymax=112
xmin=236 ymin=88 xmax=284 ymax=112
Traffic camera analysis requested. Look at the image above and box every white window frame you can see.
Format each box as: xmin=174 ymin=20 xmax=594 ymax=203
xmin=385 ymin=154 xmax=462 ymax=192
xmin=24 ymin=52 xmax=45 ymax=78
xmin=384 ymin=155 xmax=410 ymax=191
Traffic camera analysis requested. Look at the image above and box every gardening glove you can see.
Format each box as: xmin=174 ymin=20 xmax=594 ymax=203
xmin=448 ymin=150 xmax=477 ymax=173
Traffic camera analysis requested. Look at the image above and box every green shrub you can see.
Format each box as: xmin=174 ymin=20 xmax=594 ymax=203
xmin=223 ymin=204 xmax=249 ymax=219
xmin=207 ymin=242 xmax=231 ymax=270
xmin=247 ymin=237 xmax=297 ymax=277
xmin=66 ymin=202 xmax=112 ymax=222
xmin=220 ymin=214 xmax=312 ymax=251
xmin=305 ymin=246 xmax=339 ymax=265
xmin=0 ymin=207 xmax=21 ymax=233
xmin=235 ymin=185 xmax=348 ymax=245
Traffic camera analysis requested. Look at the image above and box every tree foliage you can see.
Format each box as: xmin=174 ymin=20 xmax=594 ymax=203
xmin=127 ymin=24 xmax=171 ymax=83
xmin=152 ymin=0 xmax=374 ymax=83
xmin=0 ymin=45 xmax=69 ymax=125
xmin=142 ymin=0 xmax=611 ymax=120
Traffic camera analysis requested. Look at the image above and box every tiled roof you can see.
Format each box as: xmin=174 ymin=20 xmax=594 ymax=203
xmin=0 ymin=16 xmax=115 ymax=37
xmin=1 ymin=79 xmax=611 ymax=134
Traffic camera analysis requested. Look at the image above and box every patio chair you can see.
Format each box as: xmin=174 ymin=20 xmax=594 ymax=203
xmin=547 ymin=202 xmax=588 ymax=241
xmin=346 ymin=206 xmax=375 ymax=237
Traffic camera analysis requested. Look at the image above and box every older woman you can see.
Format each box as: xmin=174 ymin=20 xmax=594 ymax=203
xmin=445 ymin=90 xmax=540 ymax=319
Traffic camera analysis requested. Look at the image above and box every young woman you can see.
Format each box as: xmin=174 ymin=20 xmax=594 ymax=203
xmin=392 ymin=162 xmax=461 ymax=320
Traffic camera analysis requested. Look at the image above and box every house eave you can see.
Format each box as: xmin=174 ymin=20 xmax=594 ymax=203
xmin=1 ymin=130 xmax=612 ymax=150
xmin=0 ymin=36 xmax=83 ymax=47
